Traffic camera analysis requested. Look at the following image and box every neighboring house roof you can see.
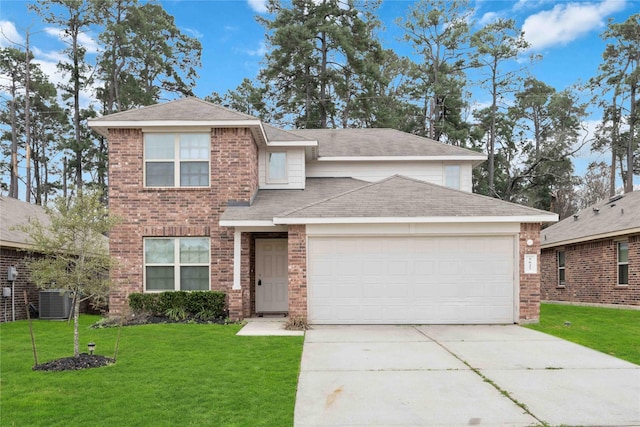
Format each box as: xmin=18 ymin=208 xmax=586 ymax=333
xmin=289 ymin=128 xmax=486 ymax=162
xmin=221 ymin=175 xmax=557 ymax=226
xmin=541 ymin=191 xmax=640 ymax=248
xmin=0 ymin=197 xmax=50 ymax=249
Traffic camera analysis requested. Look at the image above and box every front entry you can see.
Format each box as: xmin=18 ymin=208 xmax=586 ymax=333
xmin=255 ymin=239 xmax=288 ymax=313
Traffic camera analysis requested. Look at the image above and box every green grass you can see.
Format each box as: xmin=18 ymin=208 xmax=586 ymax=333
xmin=1 ymin=316 xmax=304 ymax=426
xmin=525 ymin=303 xmax=640 ymax=365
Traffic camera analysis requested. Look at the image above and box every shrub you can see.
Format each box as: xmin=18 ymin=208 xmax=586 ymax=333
xmin=284 ymin=316 xmax=310 ymax=331
xmin=128 ymin=291 xmax=226 ymax=320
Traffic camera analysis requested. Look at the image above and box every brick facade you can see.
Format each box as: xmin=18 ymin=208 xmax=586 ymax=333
xmin=287 ymin=225 xmax=307 ymax=318
xmin=108 ymin=127 xmax=258 ymax=317
xmin=541 ymin=234 xmax=639 ymax=306
xmin=519 ymin=223 xmax=542 ymax=323
xmin=0 ymin=248 xmax=40 ymax=322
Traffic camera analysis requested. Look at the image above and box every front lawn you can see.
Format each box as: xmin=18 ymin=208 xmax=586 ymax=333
xmin=1 ymin=316 xmax=304 ymax=426
xmin=525 ymin=303 xmax=640 ymax=365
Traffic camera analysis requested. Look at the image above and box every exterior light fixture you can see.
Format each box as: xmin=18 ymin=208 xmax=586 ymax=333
xmin=88 ymin=342 xmax=96 ymax=355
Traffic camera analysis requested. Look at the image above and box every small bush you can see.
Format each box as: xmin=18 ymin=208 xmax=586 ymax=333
xmin=128 ymin=291 xmax=226 ymax=320
xmin=284 ymin=316 xmax=310 ymax=331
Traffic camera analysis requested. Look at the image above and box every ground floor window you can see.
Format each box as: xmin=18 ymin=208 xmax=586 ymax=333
xmin=618 ymin=241 xmax=628 ymax=285
xmin=144 ymin=237 xmax=210 ymax=291
xmin=557 ymin=250 xmax=566 ymax=286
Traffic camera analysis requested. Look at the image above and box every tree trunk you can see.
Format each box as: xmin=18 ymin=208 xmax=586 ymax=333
xmin=73 ymin=291 xmax=80 ymax=357
xmin=488 ymin=60 xmax=498 ymax=197
xmin=9 ymin=79 xmax=18 ymax=199
xmin=626 ymin=83 xmax=636 ymax=192
xmin=25 ymin=32 xmax=32 ymax=203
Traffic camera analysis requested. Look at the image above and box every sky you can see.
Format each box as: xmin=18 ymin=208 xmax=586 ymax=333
xmin=0 ymin=0 xmax=638 ymax=185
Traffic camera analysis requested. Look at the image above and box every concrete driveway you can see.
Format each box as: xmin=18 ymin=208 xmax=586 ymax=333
xmin=294 ymin=325 xmax=640 ymax=427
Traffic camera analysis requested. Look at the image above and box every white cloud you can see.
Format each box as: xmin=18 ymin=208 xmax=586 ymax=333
xmin=0 ymin=20 xmax=24 ymax=47
xmin=246 ymin=41 xmax=267 ymax=57
xmin=43 ymin=26 xmax=100 ymax=54
xmin=522 ymin=0 xmax=627 ymax=51
xmin=247 ymin=0 xmax=268 ymax=14
xmin=478 ymin=11 xmax=501 ymax=26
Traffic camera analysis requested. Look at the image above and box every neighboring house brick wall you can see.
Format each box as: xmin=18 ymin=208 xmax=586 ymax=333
xmin=288 ymin=225 xmax=307 ymax=318
xmin=0 ymin=248 xmax=40 ymax=322
xmin=519 ymin=223 xmax=541 ymax=323
xmin=108 ymin=128 xmax=258 ymax=316
xmin=541 ymin=234 xmax=639 ymax=306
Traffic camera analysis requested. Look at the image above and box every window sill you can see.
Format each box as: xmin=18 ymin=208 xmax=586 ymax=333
xmin=556 ymin=285 xmax=566 ymax=289
xmin=615 ymin=284 xmax=629 ymax=288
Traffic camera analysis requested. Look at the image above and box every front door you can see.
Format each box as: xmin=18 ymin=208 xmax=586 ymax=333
xmin=255 ymin=239 xmax=288 ymax=313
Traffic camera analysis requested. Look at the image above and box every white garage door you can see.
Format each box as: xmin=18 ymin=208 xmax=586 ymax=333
xmin=308 ymin=236 xmax=516 ymax=324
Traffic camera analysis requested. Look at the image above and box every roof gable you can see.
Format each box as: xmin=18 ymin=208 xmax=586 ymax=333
xmin=542 ymin=191 xmax=640 ymax=247
xmin=276 ymin=175 xmax=556 ymax=222
xmin=90 ymin=97 xmax=257 ymax=122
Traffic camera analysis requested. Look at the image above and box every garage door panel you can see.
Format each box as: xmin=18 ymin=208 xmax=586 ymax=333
xmin=308 ymin=236 xmax=515 ymax=324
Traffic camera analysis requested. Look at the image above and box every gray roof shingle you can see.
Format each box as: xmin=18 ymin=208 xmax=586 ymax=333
xmin=90 ymin=97 xmax=257 ymax=122
xmin=289 ymin=128 xmax=484 ymax=158
xmin=221 ymin=176 xmax=556 ymax=223
xmin=541 ymin=192 xmax=640 ymax=247
xmin=0 ymin=197 xmax=50 ymax=248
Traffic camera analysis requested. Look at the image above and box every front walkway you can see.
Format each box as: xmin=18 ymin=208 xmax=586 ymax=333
xmin=294 ymin=325 xmax=640 ymax=427
xmin=236 ymin=317 xmax=304 ymax=336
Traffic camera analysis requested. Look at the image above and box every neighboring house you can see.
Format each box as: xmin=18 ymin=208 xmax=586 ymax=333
xmin=0 ymin=197 xmax=48 ymax=322
xmin=88 ymin=97 xmax=557 ymax=325
xmin=541 ymin=192 xmax=639 ymax=307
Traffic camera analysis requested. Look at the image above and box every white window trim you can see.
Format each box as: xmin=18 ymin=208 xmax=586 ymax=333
xmin=143 ymin=133 xmax=211 ymax=188
xmin=266 ymin=150 xmax=288 ymax=184
xmin=143 ymin=237 xmax=211 ymax=292
xmin=617 ymin=241 xmax=629 ymax=286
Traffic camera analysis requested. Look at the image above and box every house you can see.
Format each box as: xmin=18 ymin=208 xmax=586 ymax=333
xmin=540 ymin=192 xmax=639 ymax=307
xmin=88 ymin=97 xmax=557 ymax=324
xmin=0 ymin=197 xmax=48 ymax=321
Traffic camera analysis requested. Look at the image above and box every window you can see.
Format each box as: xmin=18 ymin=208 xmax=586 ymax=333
xmin=444 ymin=165 xmax=460 ymax=190
xmin=144 ymin=133 xmax=209 ymax=187
xmin=144 ymin=238 xmax=210 ymax=291
xmin=618 ymin=241 xmax=629 ymax=285
xmin=557 ymin=251 xmax=566 ymax=286
xmin=267 ymin=151 xmax=287 ymax=183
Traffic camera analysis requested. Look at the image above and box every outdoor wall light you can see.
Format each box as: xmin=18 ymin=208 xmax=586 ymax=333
xmin=88 ymin=342 xmax=96 ymax=355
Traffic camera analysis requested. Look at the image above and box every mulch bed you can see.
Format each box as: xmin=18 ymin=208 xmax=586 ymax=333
xmin=33 ymin=354 xmax=115 ymax=372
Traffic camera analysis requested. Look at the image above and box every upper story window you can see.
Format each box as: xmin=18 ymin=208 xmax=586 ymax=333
xmin=267 ymin=151 xmax=287 ymax=183
xmin=144 ymin=133 xmax=210 ymax=187
xmin=557 ymin=250 xmax=566 ymax=286
xmin=444 ymin=165 xmax=460 ymax=190
xmin=618 ymin=241 xmax=628 ymax=285
xmin=144 ymin=237 xmax=210 ymax=291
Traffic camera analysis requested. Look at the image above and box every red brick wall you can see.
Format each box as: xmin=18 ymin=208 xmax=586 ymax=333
xmin=108 ymin=127 xmax=258 ymax=316
xmin=287 ymin=225 xmax=307 ymax=318
xmin=0 ymin=248 xmax=40 ymax=322
xmin=519 ymin=223 xmax=541 ymax=323
xmin=541 ymin=234 xmax=639 ymax=306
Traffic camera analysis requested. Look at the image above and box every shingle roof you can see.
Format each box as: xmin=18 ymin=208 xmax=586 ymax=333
xmin=221 ymin=176 xmax=556 ymax=223
xmin=0 ymin=197 xmax=50 ymax=248
xmin=541 ymin=191 xmax=640 ymax=247
xmin=288 ymin=128 xmax=484 ymax=159
xmin=221 ymin=178 xmax=366 ymax=222
xmin=90 ymin=97 xmax=257 ymax=122
xmin=263 ymin=124 xmax=315 ymax=142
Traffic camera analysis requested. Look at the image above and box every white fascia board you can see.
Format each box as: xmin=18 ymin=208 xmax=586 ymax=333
xmin=316 ymin=155 xmax=487 ymax=162
xmin=219 ymin=220 xmax=276 ymax=227
xmin=273 ymin=214 xmax=558 ymax=225
xmin=267 ymin=140 xmax=318 ymax=147
xmin=0 ymin=240 xmax=33 ymax=250
xmin=540 ymin=227 xmax=640 ymax=249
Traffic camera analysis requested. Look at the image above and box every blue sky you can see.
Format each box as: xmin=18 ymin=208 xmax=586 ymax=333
xmin=0 ymin=0 xmax=638 ymax=182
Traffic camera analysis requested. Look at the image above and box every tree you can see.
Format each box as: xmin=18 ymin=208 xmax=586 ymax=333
xmin=18 ymin=190 xmax=118 ymax=357
xmin=30 ymin=0 xmax=98 ymax=191
xmin=598 ymin=14 xmax=640 ymax=192
xmin=258 ymin=0 xmax=385 ymax=128
xmin=470 ymin=18 xmax=530 ymax=197
xmin=397 ymin=0 xmax=472 ymax=142
xmin=576 ymin=161 xmax=613 ymax=208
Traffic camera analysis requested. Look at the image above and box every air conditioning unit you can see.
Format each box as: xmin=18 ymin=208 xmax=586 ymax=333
xmin=39 ymin=290 xmax=72 ymax=320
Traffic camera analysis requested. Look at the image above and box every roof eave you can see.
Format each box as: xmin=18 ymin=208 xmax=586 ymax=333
xmin=316 ymin=155 xmax=487 ymax=162
xmin=541 ymin=227 xmax=640 ymax=249
xmin=273 ymin=215 xmax=558 ymax=225
xmin=87 ymin=119 xmax=265 ymax=138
